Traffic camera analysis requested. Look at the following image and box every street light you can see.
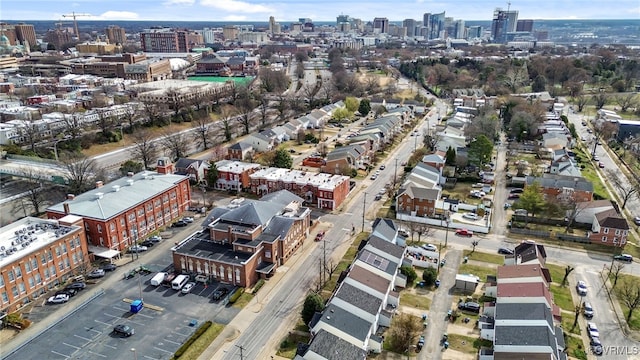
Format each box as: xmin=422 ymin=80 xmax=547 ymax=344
xmin=362 ymin=192 xmax=367 ymax=233
xmin=52 ymin=138 xmax=65 ymax=162
xmin=444 ymin=217 xmax=450 ymax=248
xmin=131 ymin=348 xmax=138 ymax=360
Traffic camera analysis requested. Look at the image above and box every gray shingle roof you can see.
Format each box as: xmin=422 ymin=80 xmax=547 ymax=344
xmin=494 ymin=325 xmax=558 ymax=353
xmin=263 ymin=216 xmax=295 ymax=240
xmin=356 ymin=249 xmax=397 ymax=275
xmin=315 ymin=303 xmax=372 ymax=342
xmin=220 ymin=201 xmax=283 ymax=227
xmin=370 ymin=218 xmax=398 ymax=243
xmin=495 ymin=303 xmax=553 ymax=326
xmin=229 ymin=142 xmax=252 ymax=150
xmin=366 ymin=236 xmax=405 ymax=260
xmin=526 ymin=174 xmax=593 ymax=192
xmin=304 ymin=329 xmax=366 ymax=360
xmin=334 ymin=282 xmax=382 ymax=315
xmin=260 ymin=190 xmax=304 ymax=206
xmin=47 ymin=171 xmax=187 ymax=220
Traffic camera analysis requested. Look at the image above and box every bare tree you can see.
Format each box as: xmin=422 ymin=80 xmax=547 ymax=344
xmin=610 ymin=263 xmax=625 ymax=288
xmin=122 ymin=104 xmax=140 ymax=131
xmin=616 ymin=279 xmax=640 ymax=323
xmin=257 ymin=93 xmax=270 ymax=129
xmin=129 ymin=129 xmax=158 ymax=169
xmin=235 ymin=89 xmax=256 ymax=135
xmin=142 ymin=100 xmax=165 ymax=126
xmin=592 ymin=93 xmax=608 ymax=110
xmin=607 ymin=169 xmax=640 ymax=209
xmin=364 ymin=75 xmax=380 ymax=95
xmin=615 ymin=93 xmax=638 ymax=113
xmin=60 ymin=151 xmax=97 ymax=194
xmin=574 ymin=94 xmax=590 ymax=112
xmin=415 ymin=224 xmax=434 ymax=243
xmin=160 ymin=131 xmax=189 ymax=161
xmin=96 ymin=109 xmax=115 ymax=138
xmin=219 ymin=105 xmax=235 ymax=142
xmin=561 ymin=265 xmax=574 ymax=287
xmin=387 ymin=313 xmax=422 ymax=353
xmin=275 ymin=94 xmax=289 ymax=122
xmin=564 ymin=197 xmax=590 ymax=233
xmin=18 ymin=120 xmax=40 ymax=152
xmin=209 ymin=144 xmax=227 ymax=162
xmin=165 ymin=88 xmax=185 ymax=118
xmin=192 ymin=115 xmax=214 ymax=150
xmin=316 ymin=142 xmax=329 ymax=157
xmin=62 ymin=112 xmax=83 ymax=140
xmin=16 ymin=166 xmax=49 ymax=214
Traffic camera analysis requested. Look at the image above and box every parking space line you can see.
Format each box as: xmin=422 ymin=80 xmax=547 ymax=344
xmin=112 ymin=306 xmax=130 ymax=312
xmin=104 ymin=344 xmax=117 ymax=349
xmin=163 ymin=338 xmax=181 ymax=345
xmin=135 ymin=312 xmax=154 ymax=319
xmin=74 ymin=334 xmax=92 ymax=342
xmin=103 ymin=312 xmax=119 ymax=318
xmin=128 ymin=320 xmax=146 ymax=326
xmin=88 ymin=351 xmax=107 ymax=358
xmin=95 ymin=319 xmax=113 ymax=326
xmin=62 ymin=342 xmax=80 ymax=350
xmin=84 ymin=327 xmax=102 ymax=334
xmin=144 ymin=355 xmax=160 ymax=360
xmin=51 ymin=350 xmax=70 ymax=358
xmin=153 ymin=346 xmax=174 ymax=354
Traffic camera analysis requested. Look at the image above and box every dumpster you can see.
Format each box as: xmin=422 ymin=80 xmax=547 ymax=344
xmin=130 ymin=299 xmax=143 ymax=314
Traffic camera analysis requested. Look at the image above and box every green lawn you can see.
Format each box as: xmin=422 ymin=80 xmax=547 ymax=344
xmin=276 ymin=332 xmax=311 ymax=358
xmin=446 ymin=334 xmax=492 ymax=355
xmin=550 ymin=284 xmax=575 ymax=312
xmin=400 ymin=292 xmax=431 ymax=310
xmin=458 ymin=263 xmax=497 ymax=283
xmin=462 ymin=250 xmax=504 ymax=265
xmin=565 ymin=334 xmax=588 ymax=360
xmin=231 ymin=292 xmax=254 ymax=309
xmin=545 ymin=263 xmax=567 ymax=284
xmin=172 ymin=323 xmax=224 ymax=360
xmin=611 ymin=273 xmax=640 ymax=331
xmin=561 ymin=313 xmax=582 ymax=335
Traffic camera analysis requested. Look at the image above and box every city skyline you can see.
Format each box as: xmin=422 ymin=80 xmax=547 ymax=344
xmin=2 ymin=0 xmax=640 ymax=22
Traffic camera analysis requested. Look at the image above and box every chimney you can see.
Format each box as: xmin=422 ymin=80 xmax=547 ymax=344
xmin=63 ymin=202 xmax=70 ymax=214
xmin=127 ymin=172 xmax=134 ymax=177
xmin=95 ymin=180 xmax=104 ymax=188
xmin=67 ymin=194 xmax=75 ymax=200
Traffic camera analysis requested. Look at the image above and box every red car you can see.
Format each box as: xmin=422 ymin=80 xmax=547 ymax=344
xmin=315 ymin=231 xmax=325 ymax=241
xmin=455 ymin=229 xmax=473 ymax=237
xmin=598 ymin=162 xmax=605 ymax=168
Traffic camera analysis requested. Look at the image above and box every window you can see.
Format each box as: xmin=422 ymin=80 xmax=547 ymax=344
xmin=603 ymin=228 xmax=609 ymax=234
xmin=64 ymin=258 xmax=70 ymax=268
xmin=28 ymin=277 xmax=35 ymax=288
xmin=0 ymin=276 xmax=4 ymax=287
xmin=41 ymin=254 xmax=46 ymax=265
xmin=44 ymin=268 xmax=50 ymax=279
xmin=147 ymin=203 xmax=153 ymax=211
xmin=25 ymin=261 xmax=31 ymax=272
xmin=75 ymin=237 xmax=81 ymax=247
xmin=70 ymin=239 xmax=75 ymax=249
xmin=61 ymin=243 xmax=67 ymax=253
xmin=7 ymin=270 xmax=14 ymax=282
xmin=97 ymin=224 xmax=102 ymax=233
xmin=47 ymin=251 xmax=53 ymax=261
xmin=601 ymin=236 xmax=608 ymax=242
xmin=265 ymin=250 xmax=271 ymax=258
xmin=1 ymin=292 xmax=8 ymax=303
xmin=110 ymin=223 xmax=115 ymax=231
xmin=31 ymin=258 xmax=37 ymax=270
xmin=11 ymin=286 xmax=18 ymax=297
xmin=55 ymin=247 xmax=61 ymax=257
xmin=72 ymin=253 xmax=78 ymax=264
xmin=615 ymin=229 xmax=620 ymax=235
xmin=58 ymin=262 xmax=64 ymax=271
xmin=18 ymin=283 xmax=26 ymax=293
xmin=50 ymin=265 xmax=56 ymax=276
xmin=120 ymin=218 xmax=125 ymax=226
xmin=14 ymin=267 xmax=21 ymax=278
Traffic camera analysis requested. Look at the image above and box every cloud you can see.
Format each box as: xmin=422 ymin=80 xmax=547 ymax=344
xmin=200 ymin=0 xmax=273 ymax=13
xmin=96 ymin=11 xmax=140 ymax=20
xmin=224 ymin=15 xmax=249 ymax=21
xmin=163 ymin=0 xmax=195 ymax=5
xmin=629 ymin=7 xmax=640 ymax=14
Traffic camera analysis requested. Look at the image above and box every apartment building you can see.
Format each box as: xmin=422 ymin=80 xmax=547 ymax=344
xmin=249 ymin=168 xmax=351 ymax=210
xmin=0 ymin=216 xmax=88 ymax=313
xmin=46 ymin=159 xmax=191 ymax=254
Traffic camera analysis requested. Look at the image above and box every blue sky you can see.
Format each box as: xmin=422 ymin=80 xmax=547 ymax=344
xmin=2 ymin=0 xmax=640 ymax=22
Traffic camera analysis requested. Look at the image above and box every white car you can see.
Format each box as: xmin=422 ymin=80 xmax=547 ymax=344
xmin=129 ymin=245 xmax=148 ymax=253
xmin=47 ymin=294 xmax=70 ymax=304
xmin=463 ymin=213 xmax=479 ymax=220
xmin=576 ymin=280 xmax=588 ymax=296
xmin=421 ymin=244 xmax=438 ymax=252
xmin=182 ymin=217 xmax=194 ymax=223
xmin=587 ymin=322 xmax=599 ymax=338
xmin=181 ymin=282 xmax=196 ymax=294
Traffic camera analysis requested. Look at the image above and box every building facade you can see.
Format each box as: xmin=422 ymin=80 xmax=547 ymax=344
xmin=14 ymin=23 xmax=36 ymax=47
xmin=0 ymin=216 xmax=88 ymax=313
xmin=105 ymin=25 xmax=126 ymax=45
xmin=46 ymin=160 xmax=191 ymax=253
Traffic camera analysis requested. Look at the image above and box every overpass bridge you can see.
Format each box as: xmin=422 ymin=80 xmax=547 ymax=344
xmin=0 ymin=156 xmax=68 ymax=185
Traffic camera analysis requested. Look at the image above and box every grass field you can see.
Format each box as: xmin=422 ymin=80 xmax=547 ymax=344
xmin=232 ymin=292 xmax=254 ymax=309
xmin=173 ymin=323 xmax=224 ymax=360
xmin=457 ymin=263 xmax=497 ymax=283
xmin=611 ymin=273 xmax=640 ymax=331
xmin=565 ymin=334 xmax=588 ymax=360
xmin=462 ymin=250 xmax=504 ymax=265
xmin=446 ymin=334 xmax=493 ymax=355
xmin=276 ymin=332 xmax=311 ymax=358
xmin=546 ymin=263 xmax=569 ymax=284
xmin=550 ymin=284 xmax=575 ymax=312
xmin=561 ymin=314 xmax=582 ymax=335
xmin=400 ymin=292 xmax=431 ymax=310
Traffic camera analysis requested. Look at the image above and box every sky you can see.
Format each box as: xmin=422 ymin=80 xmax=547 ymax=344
xmin=2 ymin=0 xmax=640 ymax=22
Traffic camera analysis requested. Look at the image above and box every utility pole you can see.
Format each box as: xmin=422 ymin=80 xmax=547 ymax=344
xmin=361 ymin=192 xmax=367 ymax=232
xmin=236 ymin=344 xmax=245 ymax=360
xmin=393 ymin=158 xmax=399 ymax=190
xmin=323 ymin=235 xmax=327 ymax=284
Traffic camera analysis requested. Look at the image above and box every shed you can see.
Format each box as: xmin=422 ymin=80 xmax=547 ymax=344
xmin=455 ymin=273 xmax=480 ymax=292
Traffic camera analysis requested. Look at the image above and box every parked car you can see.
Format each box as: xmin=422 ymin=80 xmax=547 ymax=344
xmin=613 ymin=254 xmax=633 ymax=263
xmin=374 ymin=194 xmax=382 ymax=201
xmin=598 ymin=162 xmax=605 ymax=168
xmin=47 ymin=294 xmax=70 ymax=304
xmin=498 ymin=247 xmax=514 ymax=255
xmin=129 ymin=245 xmax=148 ymax=253
xmin=508 ymin=193 xmax=520 ymax=200
xmin=581 ymin=120 xmax=587 ymax=126
xmin=576 ymin=280 xmax=588 ymax=296
xmin=140 ymin=240 xmax=155 ymax=247
xmin=634 ymin=216 xmax=640 ymax=226
xmin=463 ymin=213 xmax=479 ymax=220
xmin=149 ymin=235 xmax=162 ymax=242
xmin=458 ymin=302 xmax=481 ymax=313
xmin=510 ymin=188 xmax=524 ymax=194
xmin=182 ymin=216 xmax=194 ymax=223
xmin=417 ymin=335 xmax=425 ymax=350
xmin=172 ymin=221 xmax=188 ymax=228
xmin=101 ymin=264 xmax=117 ymax=272
xmin=87 ymin=269 xmax=105 ymax=278
xmin=583 ymin=302 xmax=594 ymax=319
xmin=455 ymin=229 xmax=473 ymax=237
xmin=592 ymin=155 xmax=599 ymax=161
xmin=113 ymin=324 xmax=135 ymax=337
xmin=587 ymin=322 xmax=599 ymax=338
xmin=315 ymin=231 xmax=325 ymax=242
xmin=55 ymin=289 xmax=76 ymax=298
xmin=212 ymin=288 xmax=229 ymax=301
xmin=66 ymin=282 xmax=86 ymax=290
xmin=379 ymin=165 xmax=386 ymax=170
xmin=370 ymin=174 xmax=378 ymax=180
xmin=181 ymin=282 xmax=196 ymax=294
xmin=421 ymin=244 xmax=438 ymax=252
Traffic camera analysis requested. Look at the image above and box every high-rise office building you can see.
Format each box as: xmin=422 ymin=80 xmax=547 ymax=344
xmin=467 ymin=26 xmax=483 ymax=39
xmin=516 ymin=19 xmax=534 ymax=32
xmin=140 ymin=28 xmax=201 ymax=52
xmin=491 ymin=8 xmax=518 ymax=43
xmin=14 ymin=23 xmax=36 ymax=47
xmin=223 ymin=26 xmax=239 ymax=40
xmin=373 ymin=17 xmax=389 ymax=34
xmin=429 ymin=12 xmax=445 ymax=39
xmin=453 ymin=20 xmax=465 ymax=39
xmin=45 ymin=28 xmax=72 ymax=50
xmin=0 ymin=23 xmax=17 ymax=45
xmin=402 ymin=19 xmax=417 ymax=37
xmin=202 ymin=28 xmax=216 ymax=44
xmin=106 ymin=25 xmax=126 ymax=45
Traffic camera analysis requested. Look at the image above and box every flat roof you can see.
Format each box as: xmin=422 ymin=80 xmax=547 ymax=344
xmin=47 ymin=171 xmax=187 ymax=220
xmin=346 ymin=265 xmax=390 ymax=295
xmin=215 ymin=160 xmax=261 ymax=173
xmin=173 ymin=231 xmax=254 ymax=265
xmin=0 ymin=217 xmax=80 ymax=267
xmin=250 ymin=167 xmax=349 ymax=191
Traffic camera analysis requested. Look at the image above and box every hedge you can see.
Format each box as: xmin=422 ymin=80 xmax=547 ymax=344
xmin=172 ymin=321 xmax=212 ymax=359
xmin=252 ymin=279 xmax=265 ymax=294
xmin=228 ymin=288 xmax=244 ymax=304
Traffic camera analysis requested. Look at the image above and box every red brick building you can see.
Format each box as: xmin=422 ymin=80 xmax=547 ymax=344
xmin=172 ymin=190 xmax=311 ymax=287
xmin=525 ymin=174 xmax=593 ymax=203
xmin=249 ymin=168 xmax=351 ymax=210
xmin=588 ymin=209 xmax=629 ymax=247
xmin=212 ymin=160 xmax=261 ymax=191
xmin=46 ymin=158 xmax=191 ymax=254
xmin=0 ymin=216 xmax=88 ymax=313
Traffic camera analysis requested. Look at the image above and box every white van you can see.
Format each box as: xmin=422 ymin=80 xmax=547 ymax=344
xmin=150 ymin=272 xmax=166 ymax=287
xmin=171 ymin=274 xmax=189 ymax=290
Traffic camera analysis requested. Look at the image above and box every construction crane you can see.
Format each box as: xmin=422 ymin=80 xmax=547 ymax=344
xmin=62 ymin=12 xmax=92 ymax=39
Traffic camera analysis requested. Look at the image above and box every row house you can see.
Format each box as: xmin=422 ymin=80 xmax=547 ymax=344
xmin=227 ymin=142 xmax=254 ymax=161
xmin=588 ymin=209 xmax=629 ymax=248
xmin=174 ymin=158 xmax=209 ymax=184
xmin=172 ymin=190 xmax=311 ymax=287
xmin=525 ymin=174 xmax=593 ymax=203
xmin=396 ymin=163 xmax=443 ymax=218
xmin=322 ymin=144 xmax=368 ymax=175
xmin=300 ymin=224 xmax=407 ymax=358
xmin=46 ymin=159 xmax=191 ymax=254
xmin=0 ymin=216 xmax=88 ymax=313
xmin=244 ymin=132 xmax=274 ymax=152
xmin=249 ymin=167 xmax=351 ymax=210
xmin=213 ymin=160 xmax=261 ymax=191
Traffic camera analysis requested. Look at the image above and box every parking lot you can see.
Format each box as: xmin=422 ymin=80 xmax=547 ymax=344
xmin=7 ymin=264 xmax=239 ymax=360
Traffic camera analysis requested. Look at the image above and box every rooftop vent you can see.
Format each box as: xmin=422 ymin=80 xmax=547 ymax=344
xmin=112 ymin=185 xmax=120 ymax=192
xmin=127 ymin=179 xmax=134 ymax=186
xmin=95 ymin=192 xmax=104 ymax=200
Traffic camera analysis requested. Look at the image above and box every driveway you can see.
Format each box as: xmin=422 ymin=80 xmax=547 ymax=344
xmin=490 ymin=133 xmax=510 ymax=240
